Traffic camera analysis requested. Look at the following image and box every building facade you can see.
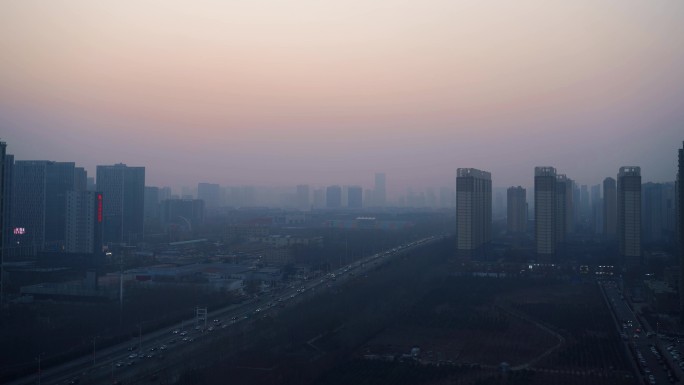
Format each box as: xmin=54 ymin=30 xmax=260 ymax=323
xmin=12 ymin=161 xmax=76 ymax=253
xmin=535 ymin=167 xmax=557 ymax=256
xmin=65 ymin=191 xmax=103 ymax=254
xmin=197 ymin=183 xmax=221 ymax=209
xmin=326 ymin=185 xmax=342 ymax=208
xmin=617 ymin=166 xmax=641 ymax=266
xmin=161 ymin=198 xmax=205 ymax=231
xmin=507 ymin=186 xmax=527 ymax=234
xmin=96 ymin=163 xmax=145 ymax=244
xmin=603 ymin=177 xmax=617 ymax=237
xmin=374 ymin=172 xmax=386 ymax=207
xmin=456 ymin=168 xmax=492 ymax=257
xmin=677 ymin=142 xmax=684 ymax=324
xmin=347 ymin=186 xmax=363 ymax=209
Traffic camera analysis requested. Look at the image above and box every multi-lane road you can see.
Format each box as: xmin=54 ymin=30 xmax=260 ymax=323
xmin=601 ymin=280 xmax=682 ymax=385
xmin=11 ymin=235 xmax=442 ymax=385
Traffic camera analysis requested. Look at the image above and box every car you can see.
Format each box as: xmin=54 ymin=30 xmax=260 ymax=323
xmin=180 ymin=331 xmax=187 ymax=336
xmin=172 ymin=329 xmax=180 ymax=334
xmin=115 ymin=361 xmax=124 ymax=367
xmin=128 ymin=353 xmax=137 ymax=359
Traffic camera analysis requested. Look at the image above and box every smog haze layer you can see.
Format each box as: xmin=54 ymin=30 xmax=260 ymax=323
xmin=1 ymin=0 xmax=683 ymax=193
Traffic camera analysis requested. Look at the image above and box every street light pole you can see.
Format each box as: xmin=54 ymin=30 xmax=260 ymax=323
xmin=138 ymin=324 xmax=142 ymax=351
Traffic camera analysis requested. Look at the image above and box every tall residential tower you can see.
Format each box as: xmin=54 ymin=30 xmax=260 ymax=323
xmin=617 ymin=166 xmax=641 ymax=266
xmin=456 ymin=168 xmax=492 ymax=257
xmin=96 ymin=164 xmax=145 ymax=245
xmin=535 ymin=167 xmax=557 ymax=256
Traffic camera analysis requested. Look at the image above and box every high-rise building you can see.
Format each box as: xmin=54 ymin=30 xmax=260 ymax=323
xmin=326 ymin=185 xmax=342 ymax=208
xmin=347 ymin=186 xmax=363 ymax=209
xmin=580 ymin=184 xmax=590 ymax=222
xmin=312 ymin=188 xmax=324 ymax=209
xmin=456 ymin=168 xmax=492 ymax=256
xmin=507 ymin=186 xmax=527 ymax=234
xmin=374 ymin=173 xmax=386 ymax=207
xmin=617 ymin=166 xmax=641 ymax=266
xmin=535 ymin=167 xmax=557 ymax=256
xmin=555 ymin=175 xmax=570 ymax=243
xmin=677 ymin=142 xmax=684 ymax=324
xmin=159 ymin=186 xmax=172 ymax=201
xmin=161 ymin=198 xmax=205 ymax=231
xmin=642 ymin=182 xmax=664 ymax=243
xmin=591 ymin=184 xmax=602 ymax=234
xmin=74 ymin=167 xmax=87 ymax=191
xmin=144 ymin=186 xmax=160 ymax=221
xmin=0 ymin=141 xmax=6 ymax=267
xmin=603 ymin=177 xmax=617 ymax=237
xmin=1 ymin=149 xmax=10 ymax=256
xmin=494 ymin=188 xmax=506 ymax=219
xmin=96 ymin=163 xmax=145 ymax=244
xmin=65 ymin=191 xmax=103 ymax=254
xmin=663 ymin=182 xmax=676 ymax=243
xmin=12 ymin=161 xmax=76 ymax=253
xmin=197 ymin=183 xmax=221 ymax=209
xmin=296 ymin=184 xmax=310 ymax=210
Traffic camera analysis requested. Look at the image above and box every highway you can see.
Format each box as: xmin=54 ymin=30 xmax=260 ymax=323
xmin=10 ymin=235 xmax=442 ymax=385
xmin=601 ymin=280 xmax=681 ymax=385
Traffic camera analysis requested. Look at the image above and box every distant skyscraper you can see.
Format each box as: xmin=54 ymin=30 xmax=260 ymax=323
xmin=161 ymin=199 xmax=205 ymax=231
xmin=197 ymin=183 xmax=221 ymax=209
xmin=326 ymin=185 xmax=342 ymax=208
xmin=677 ymin=142 xmax=684 ymax=324
xmin=374 ymin=173 xmax=386 ymax=207
xmin=591 ymin=184 xmax=602 ymax=234
xmin=74 ymin=167 xmax=87 ymax=191
xmin=144 ymin=186 xmax=160 ymax=221
xmin=555 ymin=175 xmax=570 ymax=244
xmin=0 ymin=141 xmax=6 ymax=267
xmin=572 ymin=183 xmax=581 ymax=232
xmin=535 ymin=167 xmax=557 ymax=256
xmin=642 ymin=182 xmax=664 ymax=243
xmin=347 ymin=186 xmax=363 ymax=209
xmin=456 ymin=168 xmax=492 ymax=256
xmin=603 ymin=177 xmax=617 ymax=237
xmin=96 ymin=163 xmax=145 ymax=244
xmin=564 ymin=177 xmax=575 ymax=234
xmin=507 ymin=186 xmax=527 ymax=234
xmin=494 ymin=188 xmax=505 ymax=219
xmin=296 ymin=184 xmax=310 ymax=210
xmin=580 ymin=184 xmax=590 ymax=222
xmin=159 ymin=186 xmax=172 ymax=201
xmin=617 ymin=167 xmax=641 ymax=266
xmin=12 ymin=161 xmax=76 ymax=253
xmin=663 ymin=182 xmax=676 ymax=242
xmin=65 ymin=191 xmax=103 ymax=254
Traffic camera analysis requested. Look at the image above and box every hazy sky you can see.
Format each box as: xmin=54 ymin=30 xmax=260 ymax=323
xmin=1 ymin=0 xmax=683 ymax=195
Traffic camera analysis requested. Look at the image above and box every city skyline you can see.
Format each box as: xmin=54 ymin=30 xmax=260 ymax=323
xmin=1 ymin=1 xmax=683 ymax=191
